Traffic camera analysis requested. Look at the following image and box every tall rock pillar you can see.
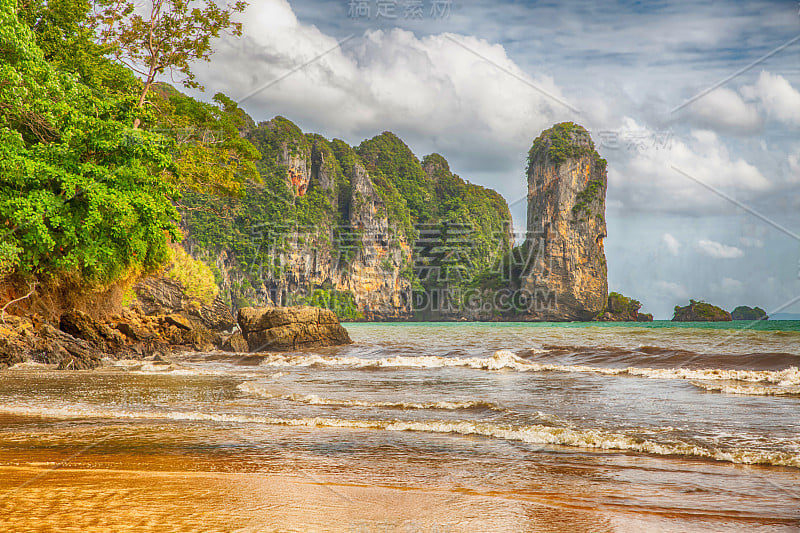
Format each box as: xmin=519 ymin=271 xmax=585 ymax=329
xmin=522 ymin=122 xmax=608 ymax=321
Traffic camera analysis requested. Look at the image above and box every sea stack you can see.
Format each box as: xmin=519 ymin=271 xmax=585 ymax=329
xmin=522 ymin=123 xmax=608 ymax=321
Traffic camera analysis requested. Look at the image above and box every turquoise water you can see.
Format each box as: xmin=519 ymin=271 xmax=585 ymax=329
xmin=356 ymin=320 xmax=800 ymax=331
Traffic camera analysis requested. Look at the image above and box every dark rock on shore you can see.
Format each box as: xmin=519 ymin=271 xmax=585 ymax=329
xmin=731 ymin=305 xmax=768 ymax=321
xmin=0 ymin=276 xmax=239 ymax=370
xmin=672 ymin=300 xmax=731 ymax=322
xmin=237 ymin=306 xmax=352 ymax=352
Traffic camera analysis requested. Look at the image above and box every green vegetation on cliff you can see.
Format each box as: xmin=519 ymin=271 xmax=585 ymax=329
xmin=1 ymin=1 xmax=257 ymax=311
xmin=527 ymin=122 xmax=607 ymax=172
xmin=1 ymin=2 xmax=513 ymax=321
xmin=731 ymin=305 xmax=768 ymax=321
xmin=180 ymin=117 xmax=513 ymax=317
xmin=673 ymin=300 xmax=732 ymax=322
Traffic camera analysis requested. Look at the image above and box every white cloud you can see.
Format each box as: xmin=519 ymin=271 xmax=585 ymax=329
xmin=741 ymin=71 xmax=800 ymax=127
xmin=662 ymin=233 xmax=681 ymax=255
xmin=189 ymin=0 xmax=572 ymax=169
xmin=607 ymin=119 xmax=771 ymax=213
xmin=687 ymin=87 xmax=761 ymax=134
xmin=712 ymin=277 xmax=744 ymax=293
xmin=696 ymin=239 xmax=745 ymax=259
xmin=654 ymin=281 xmax=689 ymax=300
xmin=789 ymin=151 xmax=800 ymax=183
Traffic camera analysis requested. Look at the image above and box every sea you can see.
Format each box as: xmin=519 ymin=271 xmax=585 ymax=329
xmin=0 ymin=321 xmax=799 ymax=532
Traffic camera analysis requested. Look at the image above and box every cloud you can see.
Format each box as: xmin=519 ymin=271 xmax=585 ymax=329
xmin=687 ymin=87 xmax=761 ymax=135
xmin=654 ymin=280 xmax=689 ymax=300
xmin=189 ymin=0 xmax=573 ymax=171
xmin=696 ymin=239 xmax=745 ymax=259
xmin=607 ymin=119 xmax=771 ymax=213
xmin=662 ymin=233 xmax=681 ymax=255
xmin=789 ymin=150 xmax=800 ymax=183
xmin=712 ymin=277 xmax=744 ymax=293
xmin=741 ymin=71 xmax=800 ymax=127
xmin=738 ymin=236 xmax=763 ymax=248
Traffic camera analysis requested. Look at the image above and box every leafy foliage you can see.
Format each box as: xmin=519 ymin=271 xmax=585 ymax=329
xmin=17 ymin=0 xmax=139 ymax=97
xmin=165 ymin=244 xmax=218 ymax=303
xmin=287 ymin=287 xmax=364 ymax=321
xmin=152 ymin=85 xmax=260 ymax=198
xmin=731 ymin=305 xmax=768 ymax=321
xmin=92 ymin=0 xmax=247 ymax=115
xmin=0 ymin=4 xmax=179 ymax=285
xmin=527 ymin=122 xmax=607 ymax=172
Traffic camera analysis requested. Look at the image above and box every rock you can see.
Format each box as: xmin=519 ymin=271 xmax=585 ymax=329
xmin=731 ymin=306 xmax=768 ymax=321
xmin=595 ymin=292 xmax=650 ymax=322
xmin=221 ymin=331 xmax=248 ymax=353
xmin=164 ymin=313 xmax=193 ymax=331
xmin=237 ymin=306 xmax=352 ymax=352
xmin=521 ymin=123 xmax=608 ymax=321
xmin=114 ymin=321 xmax=155 ymax=341
xmin=59 ymin=310 xmax=104 ymax=345
xmin=672 ymin=300 xmax=731 ymax=322
xmin=134 ymin=276 xmax=235 ymax=331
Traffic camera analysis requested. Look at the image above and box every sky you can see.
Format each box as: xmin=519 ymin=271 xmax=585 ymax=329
xmin=183 ymin=0 xmax=800 ymax=318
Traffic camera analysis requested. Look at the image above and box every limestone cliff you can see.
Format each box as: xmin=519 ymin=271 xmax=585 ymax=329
xmin=180 ymin=117 xmax=512 ymax=321
xmin=521 ymin=123 xmax=608 ymax=321
xmin=181 ymin=118 xmax=412 ymax=321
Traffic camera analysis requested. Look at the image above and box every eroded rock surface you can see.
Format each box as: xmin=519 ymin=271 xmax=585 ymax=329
xmin=521 ymin=123 xmax=609 ymax=321
xmin=237 ymin=306 xmax=352 ymax=352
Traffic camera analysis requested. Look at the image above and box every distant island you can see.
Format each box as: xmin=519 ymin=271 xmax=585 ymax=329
xmin=673 ymin=300 xmax=732 ymax=322
xmin=731 ymin=306 xmax=768 ymax=321
xmin=671 ymin=301 xmax=771 ymax=322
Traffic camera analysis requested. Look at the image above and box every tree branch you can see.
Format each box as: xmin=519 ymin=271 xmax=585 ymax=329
xmin=0 ymin=282 xmax=37 ymax=324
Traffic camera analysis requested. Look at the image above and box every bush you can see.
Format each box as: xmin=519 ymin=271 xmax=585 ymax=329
xmin=165 ymin=245 xmax=219 ymax=304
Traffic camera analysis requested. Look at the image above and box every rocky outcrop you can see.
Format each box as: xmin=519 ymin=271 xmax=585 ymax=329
xmin=181 ymin=122 xmax=413 ymax=321
xmin=521 ymin=123 xmax=608 ymax=321
xmin=731 ymin=305 xmax=768 ymax=320
xmin=672 ymin=300 xmax=732 ymax=322
xmin=0 ymin=277 xmax=239 ymax=370
xmin=133 ymin=276 xmax=235 ymax=331
xmin=237 ymin=306 xmax=352 ymax=352
xmin=595 ymin=292 xmax=652 ymax=322
xmin=180 ymin=117 xmax=514 ymax=322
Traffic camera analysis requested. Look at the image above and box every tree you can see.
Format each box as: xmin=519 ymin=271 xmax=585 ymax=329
xmin=153 ymin=85 xmax=261 ymax=202
xmin=93 ymin=0 xmax=247 ymax=127
xmin=17 ymin=0 xmax=138 ymax=97
xmin=1 ymin=3 xmax=179 ymax=285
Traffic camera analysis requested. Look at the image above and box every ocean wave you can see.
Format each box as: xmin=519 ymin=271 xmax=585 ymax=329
xmin=689 ymin=380 xmax=800 ymax=396
xmin=256 ymin=350 xmax=800 ymax=389
xmin=236 ymin=382 xmax=502 ymax=411
xmin=1 ymin=403 xmax=796 ymax=468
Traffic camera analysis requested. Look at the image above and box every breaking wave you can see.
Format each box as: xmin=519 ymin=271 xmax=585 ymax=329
xmin=1 ymin=402 xmax=797 ymax=468
xmin=236 ymin=381 xmax=502 ymax=411
xmin=256 ymin=350 xmax=800 ymax=392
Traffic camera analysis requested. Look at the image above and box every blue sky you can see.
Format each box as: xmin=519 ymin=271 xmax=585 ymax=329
xmin=186 ymin=0 xmax=800 ymax=318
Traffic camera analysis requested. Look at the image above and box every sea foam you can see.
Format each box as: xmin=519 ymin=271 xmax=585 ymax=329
xmin=1 ymin=402 xmax=797 ymax=468
xmin=256 ymin=350 xmax=800 ymax=393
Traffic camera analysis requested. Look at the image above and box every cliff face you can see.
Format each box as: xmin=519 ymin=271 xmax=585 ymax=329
xmin=181 ymin=119 xmax=412 ymax=320
xmin=180 ymin=117 xmax=512 ymax=321
xmin=522 ymin=123 xmax=608 ymax=321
